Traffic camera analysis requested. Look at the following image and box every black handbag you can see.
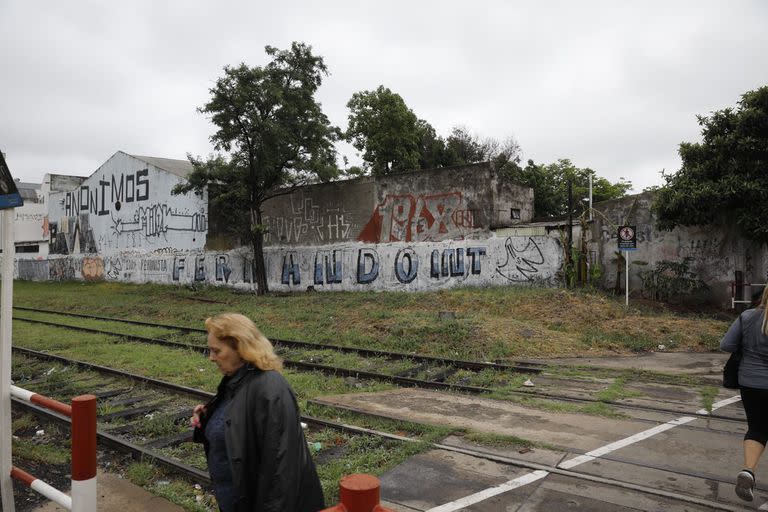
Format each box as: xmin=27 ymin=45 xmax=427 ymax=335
xmin=723 ymin=349 xmax=742 ymax=389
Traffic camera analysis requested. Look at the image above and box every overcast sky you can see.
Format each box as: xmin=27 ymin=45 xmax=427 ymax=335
xmin=1 ymin=1 xmax=766 ymax=192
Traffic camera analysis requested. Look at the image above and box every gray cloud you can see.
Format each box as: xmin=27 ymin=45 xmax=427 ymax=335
xmin=1 ymin=0 xmax=766 ymax=194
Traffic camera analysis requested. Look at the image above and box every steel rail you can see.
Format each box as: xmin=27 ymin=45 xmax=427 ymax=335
xmin=309 ymin=399 xmax=748 ymax=479
xmin=426 ymin=442 xmax=752 ymax=512
xmin=15 ymin=344 xmax=746 ymax=445
xmin=11 ymin=398 xmax=211 ymax=485
xmin=13 ymin=347 xmax=213 ymax=400
xmin=13 ymin=306 xmax=205 ymax=332
xmin=12 ymin=318 xmax=495 ymax=394
xmin=16 ymin=400 xmax=746 ymax=511
xmin=13 ymin=306 xmax=543 ymax=374
xmin=13 ymin=346 xmax=752 ymax=509
xmin=14 ymin=316 xmax=746 ymax=422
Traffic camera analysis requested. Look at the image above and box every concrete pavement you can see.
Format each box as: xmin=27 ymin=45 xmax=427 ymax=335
xmin=29 ymin=471 xmax=184 ymax=512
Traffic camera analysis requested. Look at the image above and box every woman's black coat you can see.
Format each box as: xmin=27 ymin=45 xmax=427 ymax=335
xmin=194 ymin=365 xmax=324 ymax=511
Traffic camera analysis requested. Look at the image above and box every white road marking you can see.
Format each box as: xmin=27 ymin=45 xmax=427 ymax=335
xmin=695 ymin=394 xmax=742 ymax=415
xmin=424 ymin=470 xmax=549 ymax=512
xmin=558 ymin=416 xmax=696 ymax=469
xmin=425 ymin=394 xmax=742 ymax=511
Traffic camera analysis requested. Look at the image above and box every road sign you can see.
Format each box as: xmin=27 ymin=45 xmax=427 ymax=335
xmin=618 ymin=225 xmax=637 ymax=251
xmin=0 ymin=152 xmax=23 ymax=210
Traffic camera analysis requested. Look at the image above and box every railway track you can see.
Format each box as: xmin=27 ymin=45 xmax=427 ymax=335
xmin=12 ymin=308 xmax=742 ymax=423
xmin=13 ymin=310 xmax=541 ymax=393
xmin=13 ymin=306 xmax=544 ymax=373
xmin=10 ymin=348 xmax=751 ymax=512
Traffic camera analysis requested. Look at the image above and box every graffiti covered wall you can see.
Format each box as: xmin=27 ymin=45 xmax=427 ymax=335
xmin=260 ymin=162 xmax=535 ymax=247
xmin=46 ymin=152 xmax=207 ymax=255
xmin=591 ymin=191 xmax=768 ymax=305
xmin=263 ymin=179 xmax=374 ymax=246
xmin=13 ymin=235 xmax=563 ymax=291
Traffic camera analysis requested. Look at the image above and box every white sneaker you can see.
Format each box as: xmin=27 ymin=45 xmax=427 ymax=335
xmin=736 ymin=470 xmax=755 ymax=502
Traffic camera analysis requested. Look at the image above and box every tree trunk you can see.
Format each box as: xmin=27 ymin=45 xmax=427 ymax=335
xmin=251 ymin=237 xmax=268 ymax=296
xmin=251 ymin=208 xmax=269 ymax=296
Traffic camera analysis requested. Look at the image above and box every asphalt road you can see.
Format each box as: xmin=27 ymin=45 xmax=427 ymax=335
xmin=316 ymin=351 xmax=759 ymax=511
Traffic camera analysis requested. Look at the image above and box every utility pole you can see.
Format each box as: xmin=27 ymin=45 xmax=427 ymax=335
xmin=0 ymin=151 xmax=23 ymax=512
xmin=567 ymin=179 xmax=573 ymax=262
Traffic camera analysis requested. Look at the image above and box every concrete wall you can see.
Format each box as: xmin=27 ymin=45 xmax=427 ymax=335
xmin=11 ymin=235 xmax=563 ymax=291
xmin=46 ymin=152 xmax=207 ymax=255
xmin=261 ymin=162 xmax=534 ymax=247
xmin=262 ymin=178 xmax=375 ymax=246
xmin=10 ymin=158 xmax=552 ymax=294
xmin=45 ymin=174 xmax=87 ymax=195
xmin=13 ymin=202 xmax=48 ymax=255
xmin=591 ymin=191 xmax=767 ymax=305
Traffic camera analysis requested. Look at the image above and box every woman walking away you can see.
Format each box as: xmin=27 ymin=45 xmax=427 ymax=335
xmin=190 ymin=313 xmax=324 ymax=512
xmin=721 ymin=286 xmax=768 ymax=502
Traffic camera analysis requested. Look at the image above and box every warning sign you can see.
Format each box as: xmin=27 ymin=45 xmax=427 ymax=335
xmin=617 ymin=225 xmax=637 ymax=250
xmin=0 ymin=152 xmax=23 ymax=210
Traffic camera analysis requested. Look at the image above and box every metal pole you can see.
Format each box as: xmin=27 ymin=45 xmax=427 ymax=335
xmin=1 ymin=209 xmax=16 ymax=512
xmin=567 ymin=180 xmax=573 ymax=262
xmin=625 ymin=250 xmax=629 ymax=307
xmin=588 ymin=173 xmax=593 ymax=221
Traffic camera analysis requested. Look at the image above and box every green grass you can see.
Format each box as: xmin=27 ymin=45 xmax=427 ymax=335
xmin=497 ymin=395 xmax=626 ymax=418
xmin=462 ymin=432 xmax=548 ymax=451
xmin=304 ymin=402 xmax=457 ymax=443
xmin=12 ymin=280 xmax=731 ymax=359
xmin=12 ymin=414 xmax=37 ymax=432
xmin=12 ymin=438 xmax=70 ymax=465
xmin=12 ymin=422 xmax=70 ymax=465
xmin=595 ymin=377 xmax=641 ymax=402
xmin=302 ymin=405 xmax=454 ymax=502
xmin=545 ymin=365 xmax=712 ymax=388
xmin=126 ymin=462 xmax=216 ymax=511
xmin=699 ymin=386 xmax=719 ymax=414
xmin=152 ymin=480 xmax=216 ymax=512
xmin=316 ymin=435 xmax=427 ymax=503
xmin=9 ymin=280 xmax=732 ymax=510
xmin=126 ymin=462 xmax=158 ymax=487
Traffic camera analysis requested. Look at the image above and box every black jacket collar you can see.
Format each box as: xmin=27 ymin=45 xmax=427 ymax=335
xmin=219 ymin=363 xmax=254 ymax=396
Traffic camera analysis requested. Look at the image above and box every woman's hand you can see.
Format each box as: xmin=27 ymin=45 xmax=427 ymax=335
xmin=190 ymin=404 xmax=206 ymax=428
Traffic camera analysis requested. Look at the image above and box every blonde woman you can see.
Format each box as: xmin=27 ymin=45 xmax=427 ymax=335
xmin=721 ymin=286 xmax=768 ymax=502
xmin=191 ymin=313 xmax=324 ymax=511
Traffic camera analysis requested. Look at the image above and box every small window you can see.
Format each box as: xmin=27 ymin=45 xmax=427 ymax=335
xmin=510 ymin=208 xmax=521 ymax=220
xmin=16 ymin=245 xmax=40 ymax=253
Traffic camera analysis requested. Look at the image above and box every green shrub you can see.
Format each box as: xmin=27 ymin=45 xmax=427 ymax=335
xmin=638 ymin=258 xmax=708 ymax=303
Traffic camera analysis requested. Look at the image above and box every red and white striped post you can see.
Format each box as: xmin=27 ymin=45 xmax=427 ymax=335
xmin=10 ymin=386 xmax=97 ymax=512
xmin=70 ymin=395 xmax=97 ymax=511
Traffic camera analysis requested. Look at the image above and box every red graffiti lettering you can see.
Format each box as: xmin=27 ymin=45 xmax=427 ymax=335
xmin=359 ymin=192 xmax=480 ymax=243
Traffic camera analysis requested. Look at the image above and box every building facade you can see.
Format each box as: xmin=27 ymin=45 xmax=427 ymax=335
xmin=45 ymin=152 xmax=207 ymax=256
xmin=590 ymin=191 xmax=766 ymax=306
xmin=14 ymin=151 xmax=208 ymax=282
xmin=11 ymin=157 xmax=567 ymax=290
xmin=261 ymin=162 xmax=535 ymax=246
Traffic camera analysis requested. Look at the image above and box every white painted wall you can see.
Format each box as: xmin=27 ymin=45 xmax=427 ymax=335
xmin=14 ymin=235 xmax=564 ymax=292
xmin=46 ymin=152 xmax=207 ymax=255
xmin=13 ymin=202 xmax=48 ymax=256
xmin=265 ymin=236 xmax=562 ymax=292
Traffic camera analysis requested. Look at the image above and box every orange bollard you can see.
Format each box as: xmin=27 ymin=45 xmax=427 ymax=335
xmin=319 ymin=474 xmax=395 ymax=512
